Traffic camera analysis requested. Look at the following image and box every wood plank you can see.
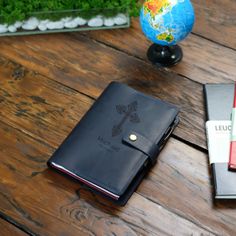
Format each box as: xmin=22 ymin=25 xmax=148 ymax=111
xmin=0 ymin=39 xmax=207 ymax=149
xmin=0 ymin=57 xmax=236 ymax=235
xmin=0 ymin=3 xmax=234 ymax=235
xmin=0 ymin=121 xmax=214 ymax=236
xmin=83 ymin=19 xmax=236 ymax=84
xmin=140 ymin=138 xmax=236 ymax=236
xmin=0 ymin=218 xmax=27 ymax=236
xmin=0 ymin=20 xmax=235 ymax=87
xmin=192 ymin=0 xmax=236 ymax=50
xmin=0 ymin=57 xmax=92 ymax=147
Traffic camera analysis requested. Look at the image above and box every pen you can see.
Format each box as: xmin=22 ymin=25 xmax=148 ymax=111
xmin=229 ymin=83 xmax=236 ymax=170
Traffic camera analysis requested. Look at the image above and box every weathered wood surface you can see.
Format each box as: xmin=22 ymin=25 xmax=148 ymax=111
xmin=0 ymin=22 xmax=235 ymax=150
xmin=0 ymin=56 xmax=236 ymax=235
xmin=0 ymin=117 xmax=211 ymax=235
xmin=84 ymin=19 xmax=236 ymax=84
xmin=1 ymin=17 xmax=236 ymax=86
xmin=1 ymin=0 xmax=236 ymax=234
xmin=0 ymin=8 xmax=235 ymax=87
xmin=192 ymin=0 xmax=236 ymax=50
xmin=0 ymin=57 xmax=91 ymax=148
xmin=0 ymin=38 xmax=206 ymax=150
xmin=0 ymin=218 xmax=27 ymax=236
xmin=0 ymin=119 xmax=235 ymax=236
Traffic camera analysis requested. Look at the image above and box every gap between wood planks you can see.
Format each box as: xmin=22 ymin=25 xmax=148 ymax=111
xmin=0 ymin=53 xmax=217 ymax=234
xmin=135 ymin=192 xmax=218 ymax=236
xmin=0 ymin=69 xmax=213 ymax=235
xmin=0 ymin=121 xmax=216 ymax=236
xmin=0 ymin=32 xmax=223 ymax=235
xmin=0 ymin=211 xmax=37 ymax=236
xmin=191 ymin=32 xmax=236 ymax=52
xmin=0 ymin=44 xmax=207 ymax=150
xmin=79 ymin=31 xmax=235 ymax=85
xmin=0 ymin=72 xmax=222 ymax=235
xmin=0 ymin=55 xmax=207 ymax=154
xmin=1 ymin=25 xmax=234 ymax=149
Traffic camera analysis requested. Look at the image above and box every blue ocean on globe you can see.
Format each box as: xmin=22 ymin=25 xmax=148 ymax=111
xmin=140 ymin=0 xmax=195 ymax=46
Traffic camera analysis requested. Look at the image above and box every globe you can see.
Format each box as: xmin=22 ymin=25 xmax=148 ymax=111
xmin=140 ymin=0 xmax=195 ymax=66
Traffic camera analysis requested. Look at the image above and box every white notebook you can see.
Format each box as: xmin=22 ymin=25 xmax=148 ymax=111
xmin=206 ymin=120 xmax=231 ymax=164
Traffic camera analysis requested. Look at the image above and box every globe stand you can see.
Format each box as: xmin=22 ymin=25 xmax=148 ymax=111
xmin=147 ymin=43 xmax=183 ymax=67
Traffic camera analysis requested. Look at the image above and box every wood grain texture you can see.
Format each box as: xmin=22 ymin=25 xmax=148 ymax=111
xmin=0 ymin=121 xmax=215 ymax=236
xmin=140 ymin=138 xmax=236 ymax=236
xmin=0 ymin=218 xmax=27 ymax=236
xmin=192 ymin=0 xmax=236 ymax=50
xmin=0 ymin=55 xmax=236 ymax=235
xmin=0 ymin=20 xmax=236 ymax=87
xmin=83 ymin=19 xmax=236 ymax=84
xmin=0 ymin=2 xmax=235 ymax=234
xmin=0 ymin=57 xmax=92 ymax=148
xmin=0 ymin=37 xmax=206 ymax=149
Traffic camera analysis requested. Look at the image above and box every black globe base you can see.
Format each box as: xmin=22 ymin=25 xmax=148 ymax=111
xmin=147 ymin=44 xmax=183 ymax=67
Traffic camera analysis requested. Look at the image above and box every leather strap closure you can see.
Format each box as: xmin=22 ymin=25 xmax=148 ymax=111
xmin=122 ymin=131 xmax=159 ymax=165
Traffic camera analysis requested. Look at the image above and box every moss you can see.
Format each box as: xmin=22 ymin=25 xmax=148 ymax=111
xmin=0 ymin=0 xmax=141 ymax=24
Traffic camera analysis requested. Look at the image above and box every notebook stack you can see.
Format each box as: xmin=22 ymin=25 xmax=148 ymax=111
xmin=204 ymin=83 xmax=236 ymax=199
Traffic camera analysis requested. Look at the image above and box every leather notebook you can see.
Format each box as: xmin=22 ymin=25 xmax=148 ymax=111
xmin=48 ymin=82 xmax=179 ymax=205
xmin=204 ymin=83 xmax=236 ymax=199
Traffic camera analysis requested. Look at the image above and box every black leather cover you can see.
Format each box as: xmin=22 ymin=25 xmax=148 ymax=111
xmin=204 ymin=83 xmax=234 ymax=120
xmin=48 ymin=82 xmax=179 ymax=205
xmin=204 ymin=83 xmax=236 ymax=199
xmin=212 ymin=163 xmax=236 ymax=199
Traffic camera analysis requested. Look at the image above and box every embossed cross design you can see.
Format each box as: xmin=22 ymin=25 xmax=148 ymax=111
xmin=112 ymin=101 xmax=140 ymax=137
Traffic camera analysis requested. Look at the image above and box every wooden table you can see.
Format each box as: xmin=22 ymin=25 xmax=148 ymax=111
xmin=0 ymin=1 xmax=236 ymax=235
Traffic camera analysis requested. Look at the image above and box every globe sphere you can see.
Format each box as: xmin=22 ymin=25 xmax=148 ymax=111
xmin=140 ymin=0 xmax=195 ymax=46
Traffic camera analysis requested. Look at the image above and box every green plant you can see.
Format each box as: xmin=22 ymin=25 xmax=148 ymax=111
xmin=0 ymin=0 xmax=141 ymax=24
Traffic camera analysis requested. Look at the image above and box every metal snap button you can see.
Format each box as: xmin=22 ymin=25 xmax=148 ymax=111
xmin=129 ymin=134 xmax=137 ymax=142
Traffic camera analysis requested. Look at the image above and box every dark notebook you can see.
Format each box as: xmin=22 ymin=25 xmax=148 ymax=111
xmin=204 ymin=83 xmax=236 ymax=199
xmin=48 ymin=82 xmax=179 ymax=205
